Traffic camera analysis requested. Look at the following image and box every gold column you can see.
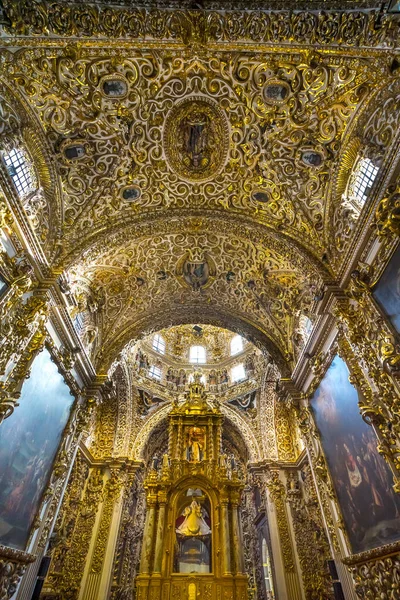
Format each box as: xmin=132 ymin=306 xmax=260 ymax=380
xmin=231 ymin=499 xmax=244 ymax=574
xmin=153 ymin=494 xmax=167 ymax=573
xmin=140 ymin=497 xmax=157 ymax=574
xmin=220 ymin=497 xmax=232 ymax=575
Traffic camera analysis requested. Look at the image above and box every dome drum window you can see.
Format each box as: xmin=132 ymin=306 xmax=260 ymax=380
xmin=149 ymin=365 xmax=162 ymax=380
xmin=153 ymin=334 xmax=166 ymax=355
xmin=231 ymin=363 xmax=246 ymax=383
xmin=189 ymin=345 xmax=206 ymax=364
xmin=230 ymin=335 xmax=243 ymax=356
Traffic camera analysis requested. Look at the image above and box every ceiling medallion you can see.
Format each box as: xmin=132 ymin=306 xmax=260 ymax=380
xmin=163 ymin=96 xmax=229 ymax=183
xmin=252 ymin=190 xmax=270 ymax=203
xmin=176 ymin=248 xmax=217 ymax=292
xmin=120 ymin=184 xmax=141 ymax=202
xmin=100 ymin=75 xmax=129 ymax=99
xmin=263 ymin=79 xmax=291 ymax=105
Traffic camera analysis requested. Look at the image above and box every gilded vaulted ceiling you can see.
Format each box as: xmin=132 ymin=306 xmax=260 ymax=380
xmin=0 ymin=0 xmax=399 ymax=375
xmin=68 ymin=222 xmax=322 ymax=371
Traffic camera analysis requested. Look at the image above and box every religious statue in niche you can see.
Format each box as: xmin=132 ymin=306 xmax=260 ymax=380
xmin=176 ymin=499 xmax=211 ymax=536
xmin=184 ymin=426 xmax=206 ymax=462
xmin=182 ymin=110 xmax=209 ymax=170
xmin=135 ymin=349 xmax=149 ymax=372
xmin=176 ymin=248 xmax=216 ymax=291
xmin=174 ymin=490 xmax=212 ymax=574
xmin=163 ymin=97 xmax=229 ymax=182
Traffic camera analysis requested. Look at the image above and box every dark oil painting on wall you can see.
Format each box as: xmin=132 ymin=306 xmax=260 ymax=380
xmin=373 ymin=244 xmax=400 ymax=336
xmin=311 ymin=355 xmax=400 ymax=554
xmin=0 ymin=348 xmax=74 ymax=550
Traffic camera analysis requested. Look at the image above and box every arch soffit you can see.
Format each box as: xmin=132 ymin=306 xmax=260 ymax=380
xmin=64 ymin=211 xmax=328 ymax=278
xmin=69 ymin=217 xmax=329 ymax=376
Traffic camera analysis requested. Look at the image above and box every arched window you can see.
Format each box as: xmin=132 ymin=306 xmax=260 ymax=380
xmin=3 ymin=148 xmax=35 ymax=197
xmin=262 ymin=538 xmax=275 ymax=597
xmin=230 ymin=335 xmax=243 ymax=356
xmin=152 ymin=333 xmax=165 ymax=354
xmin=189 ymin=345 xmax=206 ymax=364
xmin=149 ymin=365 xmax=161 ymax=380
xmin=346 ymin=157 xmax=379 ymax=209
xmin=231 ymin=363 xmax=246 ymax=383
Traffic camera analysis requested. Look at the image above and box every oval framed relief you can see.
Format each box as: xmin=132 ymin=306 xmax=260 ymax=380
xmin=60 ymin=139 xmax=88 ymax=162
xmin=263 ymin=79 xmax=291 ymax=105
xmin=100 ymin=75 xmax=129 ymax=99
xmin=252 ymin=190 xmax=270 ymax=203
xmin=300 ymin=149 xmax=324 ymax=168
xmin=120 ymin=185 xmax=141 ymax=202
xmin=163 ymin=96 xmax=230 ymax=183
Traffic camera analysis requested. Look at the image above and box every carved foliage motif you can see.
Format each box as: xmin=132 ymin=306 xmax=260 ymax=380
xmin=3 ymin=3 xmax=399 ymax=49
xmin=344 ymin=548 xmax=400 ymax=600
xmin=43 ymin=453 xmax=90 ymax=596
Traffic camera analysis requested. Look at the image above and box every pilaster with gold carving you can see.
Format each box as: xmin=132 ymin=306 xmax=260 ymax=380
xmin=153 ymin=490 xmax=167 ymax=574
xmin=220 ymin=489 xmax=232 ymax=576
xmin=265 ymin=471 xmax=302 ymax=600
xmin=231 ymin=489 xmax=245 ymax=575
xmin=109 ymin=470 xmax=146 ymax=600
xmin=41 ymin=452 xmax=90 ymax=597
xmin=54 ymin=467 xmax=105 ymax=600
xmin=285 ymin=468 xmax=334 ymax=600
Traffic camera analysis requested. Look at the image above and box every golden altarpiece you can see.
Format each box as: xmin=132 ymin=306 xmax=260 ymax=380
xmin=136 ymin=373 xmax=247 ymax=600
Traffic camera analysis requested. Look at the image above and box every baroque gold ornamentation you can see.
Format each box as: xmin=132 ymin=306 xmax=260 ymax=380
xmin=343 ymin=541 xmax=400 ymax=600
xmin=2 ymin=3 xmax=399 ymax=49
xmin=90 ymin=469 xmax=126 ymax=574
xmin=0 ymin=545 xmax=35 ymax=600
xmin=374 ymin=182 xmax=400 ymax=241
xmin=334 ymin=298 xmax=400 ymax=483
xmin=57 ymin=467 xmax=105 ymax=600
xmin=265 ymin=472 xmax=295 ymax=572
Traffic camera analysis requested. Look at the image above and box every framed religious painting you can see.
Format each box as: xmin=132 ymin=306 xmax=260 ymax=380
xmin=373 ymin=244 xmax=400 ymax=337
xmin=311 ymin=355 xmax=400 ymax=554
xmin=0 ymin=272 xmax=8 ymax=297
xmin=0 ymin=347 xmax=75 ymax=550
